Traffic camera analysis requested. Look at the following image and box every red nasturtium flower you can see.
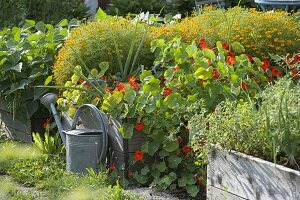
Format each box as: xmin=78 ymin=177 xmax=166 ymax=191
xmin=109 ymin=162 xmax=116 ymax=171
xmin=85 ymin=83 xmax=91 ymax=88
xmin=182 ymin=146 xmax=190 ymax=154
xmin=115 ymin=82 xmax=125 ymax=93
xmin=177 ymin=136 xmax=183 ymax=144
xmin=135 ymin=121 xmax=145 ymax=131
xmin=79 ymin=78 xmax=85 ymax=84
xmin=246 ymin=53 xmax=254 ymax=62
xmin=163 ymin=87 xmax=173 ymax=96
xmin=269 ymin=66 xmax=281 ymax=77
xmin=226 ymin=52 xmax=236 ymax=65
xmin=261 ymin=59 xmax=270 ymax=72
xmin=43 ymin=118 xmax=50 ymax=129
xmin=240 ymin=82 xmax=250 ymax=89
xmin=221 ymin=42 xmax=229 ymax=50
xmin=199 ymin=38 xmax=211 ymax=50
xmin=105 ymin=87 xmax=110 ymax=93
xmin=128 ymin=76 xmax=139 ymax=91
xmin=173 ymin=65 xmax=180 ymax=72
xmin=212 ymin=69 xmax=220 ymax=79
xmin=291 ymin=69 xmax=300 ymax=79
xmin=134 ymin=150 xmax=144 ymax=161
xmin=289 ymin=54 xmax=300 ymax=66
xmin=131 ymin=82 xmax=139 ymax=91
xmin=128 ymin=76 xmax=136 ymax=84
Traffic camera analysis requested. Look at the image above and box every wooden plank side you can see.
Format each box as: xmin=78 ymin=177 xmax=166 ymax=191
xmin=207 ymin=149 xmax=300 ymax=200
xmin=1 ymin=124 xmax=31 ymax=142
xmin=207 ymin=185 xmax=247 ymax=200
xmin=0 ymin=109 xmax=31 ymax=142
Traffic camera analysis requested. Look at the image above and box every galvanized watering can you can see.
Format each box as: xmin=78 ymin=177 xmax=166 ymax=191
xmin=40 ymin=93 xmax=108 ymax=174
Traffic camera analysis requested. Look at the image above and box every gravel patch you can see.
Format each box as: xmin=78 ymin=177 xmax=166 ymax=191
xmin=125 ymin=187 xmax=206 ymax=200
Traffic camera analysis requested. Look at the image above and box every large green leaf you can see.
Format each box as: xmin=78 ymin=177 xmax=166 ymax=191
xmin=142 ymin=141 xmax=160 ymax=156
xmin=156 ymin=161 xmax=167 ymax=173
xmin=133 ymin=172 xmax=148 ymax=184
xmin=35 ymin=21 xmax=45 ymax=32
xmin=94 ymin=8 xmax=108 ymax=21
xmin=163 ymin=139 xmax=179 ymax=152
xmin=232 ymin=41 xmax=245 ymax=54
xmin=203 ymin=49 xmax=216 ymax=60
xmin=56 ymin=19 xmax=68 ymax=27
xmin=185 ymin=42 xmax=198 ymax=57
xmin=167 ymin=155 xmax=182 ymax=168
xmin=186 ymin=185 xmax=199 ymax=197
xmin=98 ymin=62 xmax=109 ymax=77
xmin=124 ymin=86 xmax=136 ymax=105
xmin=194 ymin=67 xmax=213 ymax=80
xmin=141 ymin=166 xmax=150 ymax=175
xmin=3 ymin=62 xmax=22 ymax=72
xmin=4 ymin=79 xmax=31 ymax=95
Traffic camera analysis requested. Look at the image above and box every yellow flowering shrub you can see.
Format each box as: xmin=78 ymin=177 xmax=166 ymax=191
xmin=53 ymin=19 xmax=154 ymax=85
xmin=54 ymin=7 xmax=300 ymax=85
xmin=151 ymin=7 xmax=300 ymax=58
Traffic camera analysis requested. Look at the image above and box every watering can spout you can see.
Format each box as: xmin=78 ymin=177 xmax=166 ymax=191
xmin=40 ymin=93 xmax=66 ymax=146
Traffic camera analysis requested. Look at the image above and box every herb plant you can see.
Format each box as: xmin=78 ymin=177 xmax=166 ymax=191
xmin=189 ymin=77 xmax=300 ymax=170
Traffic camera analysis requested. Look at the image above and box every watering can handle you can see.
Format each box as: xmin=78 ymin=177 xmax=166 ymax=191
xmin=71 ymin=104 xmax=108 ymax=164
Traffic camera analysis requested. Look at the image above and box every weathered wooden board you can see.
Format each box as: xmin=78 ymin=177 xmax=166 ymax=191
xmin=207 ymin=149 xmax=300 ymax=200
xmin=106 ymin=117 xmax=146 ymax=169
xmin=0 ymin=101 xmax=31 ymax=143
xmin=207 ymin=185 xmax=247 ymax=200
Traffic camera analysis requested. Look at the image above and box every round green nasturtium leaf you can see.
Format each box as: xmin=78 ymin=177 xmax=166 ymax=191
xmin=141 ymin=141 xmax=160 ymax=156
xmin=231 ymin=41 xmax=245 ymax=54
xmin=163 ymin=139 xmax=179 ymax=152
xmin=167 ymin=155 xmax=182 ymax=168
xmin=133 ymin=172 xmax=148 ymax=184
xmin=186 ymin=185 xmax=199 ymax=197
xmin=156 ymin=161 xmax=167 ymax=173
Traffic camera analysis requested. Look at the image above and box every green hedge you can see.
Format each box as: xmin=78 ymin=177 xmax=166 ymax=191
xmin=0 ymin=0 xmax=88 ymax=28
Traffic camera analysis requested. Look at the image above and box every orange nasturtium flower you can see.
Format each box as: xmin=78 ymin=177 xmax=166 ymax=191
xmin=240 ymin=82 xmax=250 ymax=89
xmin=43 ymin=118 xmax=50 ymax=129
xmin=269 ymin=66 xmax=281 ymax=77
xmin=134 ymin=150 xmax=144 ymax=161
xmin=163 ymin=87 xmax=173 ymax=96
xmin=226 ymin=52 xmax=236 ymax=65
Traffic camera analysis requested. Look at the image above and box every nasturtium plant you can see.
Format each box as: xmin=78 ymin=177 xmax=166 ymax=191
xmin=57 ymin=37 xmax=273 ymax=197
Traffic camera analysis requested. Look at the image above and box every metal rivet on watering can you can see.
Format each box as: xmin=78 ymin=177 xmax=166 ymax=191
xmin=40 ymin=93 xmax=108 ymax=174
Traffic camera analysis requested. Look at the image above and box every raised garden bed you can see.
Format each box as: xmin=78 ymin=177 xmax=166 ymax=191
xmin=207 ymin=149 xmax=300 ymax=200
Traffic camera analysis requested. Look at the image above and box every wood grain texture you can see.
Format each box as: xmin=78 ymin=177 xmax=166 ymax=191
xmin=207 ymin=149 xmax=300 ymax=200
xmin=0 ymin=105 xmax=31 ymax=142
xmin=0 ymin=100 xmax=32 ymax=143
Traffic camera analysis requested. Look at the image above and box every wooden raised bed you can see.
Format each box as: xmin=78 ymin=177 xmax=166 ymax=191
xmin=0 ymin=100 xmax=31 ymax=142
xmin=207 ymin=149 xmax=300 ymax=200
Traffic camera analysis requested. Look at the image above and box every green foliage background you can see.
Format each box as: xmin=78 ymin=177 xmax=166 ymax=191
xmin=0 ymin=0 xmax=88 ymax=28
